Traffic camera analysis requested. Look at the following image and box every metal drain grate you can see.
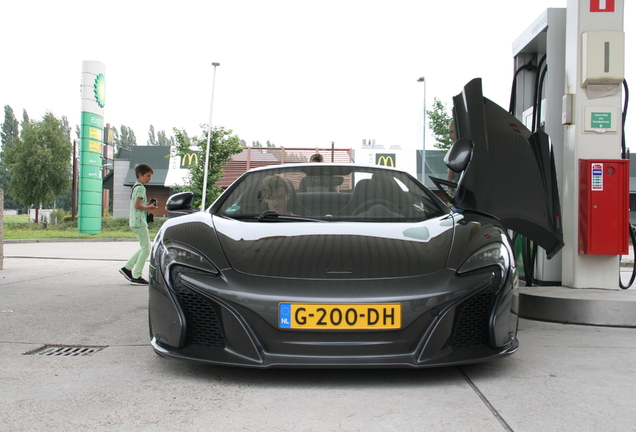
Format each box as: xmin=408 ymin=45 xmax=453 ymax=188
xmin=25 ymin=345 xmax=107 ymax=357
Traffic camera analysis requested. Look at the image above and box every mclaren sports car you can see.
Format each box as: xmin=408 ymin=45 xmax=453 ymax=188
xmin=148 ymin=78 xmax=563 ymax=368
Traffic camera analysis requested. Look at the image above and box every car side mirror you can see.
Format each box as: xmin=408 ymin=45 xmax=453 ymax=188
xmin=166 ymin=191 xmax=195 ymax=213
xmin=444 ymin=138 xmax=473 ymax=173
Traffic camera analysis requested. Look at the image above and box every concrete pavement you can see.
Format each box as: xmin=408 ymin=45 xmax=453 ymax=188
xmin=518 ymin=247 xmax=636 ymax=327
xmin=1 ymin=241 xmax=635 ymax=431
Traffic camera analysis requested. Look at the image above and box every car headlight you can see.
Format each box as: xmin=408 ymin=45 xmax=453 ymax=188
xmin=157 ymin=241 xmax=221 ymax=282
xmin=458 ymin=243 xmax=511 ymax=274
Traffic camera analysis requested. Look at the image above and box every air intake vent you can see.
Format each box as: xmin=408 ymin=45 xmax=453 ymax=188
xmin=452 ymin=270 xmax=501 ymax=347
xmin=171 ymin=265 xmax=226 ymax=348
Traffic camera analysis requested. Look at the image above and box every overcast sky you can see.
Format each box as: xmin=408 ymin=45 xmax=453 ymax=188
xmin=2 ymin=0 xmax=634 ymax=151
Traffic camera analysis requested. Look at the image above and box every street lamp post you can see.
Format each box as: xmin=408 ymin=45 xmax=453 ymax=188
xmin=417 ymin=76 xmax=426 ymax=150
xmin=201 ymin=62 xmax=220 ymax=210
xmin=417 ymin=76 xmax=426 ymax=184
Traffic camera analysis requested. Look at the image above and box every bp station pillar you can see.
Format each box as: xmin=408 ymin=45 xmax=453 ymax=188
xmin=79 ymin=61 xmax=106 ymax=234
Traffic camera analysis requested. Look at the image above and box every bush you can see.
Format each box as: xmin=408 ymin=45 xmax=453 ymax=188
xmin=5 ymin=214 xmax=166 ymax=238
xmin=49 ymin=209 xmax=67 ymax=224
xmin=102 ymin=217 xmax=130 ymax=230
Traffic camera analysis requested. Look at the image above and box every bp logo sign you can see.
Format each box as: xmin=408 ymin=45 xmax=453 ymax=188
xmin=376 ymin=153 xmax=396 ymax=167
xmin=94 ymin=73 xmax=106 ymax=108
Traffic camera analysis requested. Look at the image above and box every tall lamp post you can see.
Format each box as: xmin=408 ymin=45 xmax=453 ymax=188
xmin=201 ymin=62 xmax=220 ymax=210
xmin=417 ymin=76 xmax=426 ymax=184
xmin=417 ymin=76 xmax=426 ymax=150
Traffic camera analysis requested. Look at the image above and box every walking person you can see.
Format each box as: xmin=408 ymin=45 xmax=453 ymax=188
xmin=120 ymin=163 xmax=158 ymax=285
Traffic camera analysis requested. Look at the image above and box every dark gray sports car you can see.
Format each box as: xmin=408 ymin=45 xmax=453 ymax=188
xmin=148 ymin=79 xmax=563 ymax=368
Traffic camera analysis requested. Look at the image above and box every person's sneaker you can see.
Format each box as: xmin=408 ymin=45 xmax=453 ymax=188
xmin=119 ymin=267 xmax=133 ymax=282
xmin=130 ymin=276 xmax=149 ymax=286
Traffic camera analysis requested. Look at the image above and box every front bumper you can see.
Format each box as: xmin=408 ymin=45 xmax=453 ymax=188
xmin=148 ymin=263 xmax=519 ymax=368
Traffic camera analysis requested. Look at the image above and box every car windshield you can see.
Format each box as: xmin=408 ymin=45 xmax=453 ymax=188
xmin=214 ymin=165 xmax=448 ymax=222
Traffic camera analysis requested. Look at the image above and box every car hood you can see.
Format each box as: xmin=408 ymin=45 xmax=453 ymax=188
xmin=213 ymin=215 xmax=455 ymax=279
xmin=448 ymin=78 xmax=564 ymax=259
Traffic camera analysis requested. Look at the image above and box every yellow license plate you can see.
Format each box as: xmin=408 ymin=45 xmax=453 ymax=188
xmin=278 ymin=303 xmax=401 ymax=330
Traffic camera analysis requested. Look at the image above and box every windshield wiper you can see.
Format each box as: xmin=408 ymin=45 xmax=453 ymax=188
xmin=257 ymin=210 xmax=324 ymax=222
xmin=258 ymin=210 xmax=279 ymax=221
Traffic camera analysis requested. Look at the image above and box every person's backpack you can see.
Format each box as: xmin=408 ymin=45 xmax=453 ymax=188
xmin=131 ymin=184 xmax=154 ymax=223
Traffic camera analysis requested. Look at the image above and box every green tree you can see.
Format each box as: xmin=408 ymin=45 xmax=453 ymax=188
xmin=175 ymin=128 xmax=191 ymax=146
xmin=0 ymin=164 xmax=19 ymax=209
xmin=266 ymin=140 xmax=275 ymax=148
xmin=427 ymin=97 xmax=454 ymax=150
xmin=173 ymin=125 xmax=243 ymax=208
xmin=0 ymin=105 xmax=22 ymax=209
xmin=147 ymin=125 xmax=157 ymax=145
xmin=60 ymin=116 xmax=71 ymax=141
xmin=124 ymin=125 xmax=137 ymax=146
xmin=157 ymin=129 xmax=174 ymax=146
xmin=4 ymin=112 xmax=72 ymax=221
xmin=54 ymin=186 xmax=73 ymax=211
xmin=21 ymin=109 xmax=30 ymax=128
xmin=1 ymin=105 xmax=19 ymax=154
xmin=114 ymin=125 xmax=137 ymax=152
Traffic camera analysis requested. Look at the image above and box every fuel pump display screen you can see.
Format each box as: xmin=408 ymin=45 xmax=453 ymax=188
xmin=591 ymin=163 xmax=603 ymax=191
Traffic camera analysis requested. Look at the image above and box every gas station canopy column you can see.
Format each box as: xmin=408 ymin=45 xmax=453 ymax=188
xmin=514 ymin=0 xmax=636 ymax=327
xmin=562 ymin=0 xmax=625 ymax=289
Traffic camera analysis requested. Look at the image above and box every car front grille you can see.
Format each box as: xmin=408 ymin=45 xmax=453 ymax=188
xmin=170 ymin=265 xmax=226 ymax=348
xmin=451 ymin=270 xmax=501 ymax=347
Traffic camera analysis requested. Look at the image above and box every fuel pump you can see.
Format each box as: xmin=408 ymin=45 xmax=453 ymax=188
xmin=619 ymin=80 xmax=636 ymax=288
xmin=510 ymin=8 xmax=567 ymax=286
xmin=513 ymin=1 xmax=630 ymax=290
xmin=574 ymin=28 xmax=630 ymax=288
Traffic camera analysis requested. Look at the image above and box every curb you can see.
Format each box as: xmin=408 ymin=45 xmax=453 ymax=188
xmin=2 ymin=238 xmax=138 ymax=244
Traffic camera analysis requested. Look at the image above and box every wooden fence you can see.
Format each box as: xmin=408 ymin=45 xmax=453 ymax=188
xmin=217 ymin=147 xmax=353 ymax=188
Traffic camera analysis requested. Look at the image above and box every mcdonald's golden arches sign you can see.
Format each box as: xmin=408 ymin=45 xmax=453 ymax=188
xmin=180 ymin=152 xmax=199 ymax=168
xmin=375 ymin=153 xmax=396 ymax=167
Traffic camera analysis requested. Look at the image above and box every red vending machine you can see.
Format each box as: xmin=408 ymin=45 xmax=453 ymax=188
xmin=579 ymin=159 xmax=629 ymax=254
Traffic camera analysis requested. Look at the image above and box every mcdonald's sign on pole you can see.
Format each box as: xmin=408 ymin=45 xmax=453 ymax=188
xmin=376 ymin=154 xmax=396 ymax=167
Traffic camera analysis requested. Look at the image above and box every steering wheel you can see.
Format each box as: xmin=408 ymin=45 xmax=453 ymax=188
xmin=352 ymin=199 xmax=399 ymax=215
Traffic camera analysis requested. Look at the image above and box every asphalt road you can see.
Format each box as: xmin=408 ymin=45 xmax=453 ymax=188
xmin=1 ymin=241 xmax=635 ymax=431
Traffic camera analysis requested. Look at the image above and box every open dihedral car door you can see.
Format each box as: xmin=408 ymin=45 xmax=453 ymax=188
xmin=449 ymin=78 xmax=564 ymax=258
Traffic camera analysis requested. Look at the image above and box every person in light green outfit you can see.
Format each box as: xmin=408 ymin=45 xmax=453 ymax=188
xmin=119 ymin=163 xmax=158 ymax=285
